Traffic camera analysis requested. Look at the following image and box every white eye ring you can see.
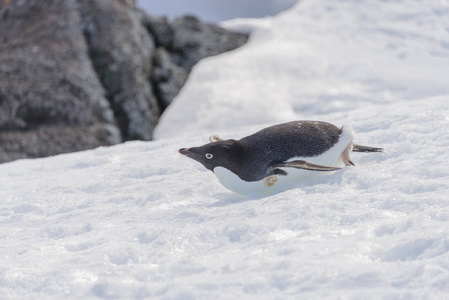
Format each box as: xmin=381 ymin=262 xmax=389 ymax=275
xmin=205 ymin=153 xmax=213 ymax=159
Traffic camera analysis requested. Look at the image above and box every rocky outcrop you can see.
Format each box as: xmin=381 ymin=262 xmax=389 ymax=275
xmin=143 ymin=14 xmax=249 ymax=108
xmin=0 ymin=0 xmax=121 ymax=163
xmin=0 ymin=0 xmax=248 ymax=163
xmin=151 ymin=47 xmax=188 ymax=109
xmin=79 ymin=0 xmax=159 ymax=140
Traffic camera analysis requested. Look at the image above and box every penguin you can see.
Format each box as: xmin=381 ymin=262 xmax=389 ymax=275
xmin=179 ymin=121 xmax=382 ymax=195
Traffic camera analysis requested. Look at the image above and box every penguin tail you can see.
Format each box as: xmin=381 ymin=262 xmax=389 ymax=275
xmin=352 ymin=144 xmax=383 ymax=153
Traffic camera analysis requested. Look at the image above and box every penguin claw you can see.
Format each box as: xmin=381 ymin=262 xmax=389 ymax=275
xmin=342 ymin=143 xmax=354 ymax=166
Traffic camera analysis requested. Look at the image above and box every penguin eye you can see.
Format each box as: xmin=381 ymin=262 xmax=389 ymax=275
xmin=205 ymin=153 xmax=213 ymax=159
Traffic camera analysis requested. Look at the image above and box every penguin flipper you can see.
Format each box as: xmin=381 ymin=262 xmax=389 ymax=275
xmin=275 ymin=160 xmax=341 ymax=172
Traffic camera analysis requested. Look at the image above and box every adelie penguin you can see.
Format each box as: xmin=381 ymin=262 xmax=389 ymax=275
xmin=179 ymin=121 xmax=383 ymax=195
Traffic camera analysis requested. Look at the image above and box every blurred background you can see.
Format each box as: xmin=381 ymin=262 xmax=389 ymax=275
xmin=137 ymin=0 xmax=298 ymax=22
xmin=0 ymin=0 xmax=264 ymax=163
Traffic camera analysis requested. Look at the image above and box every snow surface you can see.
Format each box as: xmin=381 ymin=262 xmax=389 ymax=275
xmin=2 ymin=0 xmax=449 ymax=299
xmin=155 ymin=0 xmax=449 ymax=139
xmin=136 ymin=0 xmax=298 ymax=23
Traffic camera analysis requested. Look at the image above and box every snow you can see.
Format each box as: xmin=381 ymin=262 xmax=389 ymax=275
xmin=2 ymin=0 xmax=449 ymax=299
xmin=155 ymin=0 xmax=449 ymax=139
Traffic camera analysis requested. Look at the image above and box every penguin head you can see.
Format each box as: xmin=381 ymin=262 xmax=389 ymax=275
xmin=179 ymin=139 xmax=240 ymax=171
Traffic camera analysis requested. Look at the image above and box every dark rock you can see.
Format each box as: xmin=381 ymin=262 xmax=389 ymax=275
xmin=151 ymin=47 xmax=188 ymax=109
xmin=0 ymin=124 xmax=120 ymax=163
xmin=170 ymin=15 xmax=249 ymax=71
xmin=141 ymin=14 xmax=174 ymax=50
xmin=0 ymin=0 xmax=121 ymax=163
xmin=79 ymin=0 xmax=159 ymax=141
xmin=141 ymin=13 xmax=249 ymax=108
xmin=0 ymin=0 xmax=248 ymax=163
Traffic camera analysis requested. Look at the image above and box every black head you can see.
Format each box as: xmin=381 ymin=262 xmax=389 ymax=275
xmin=179 ymin=139 xmax=241 ymax=171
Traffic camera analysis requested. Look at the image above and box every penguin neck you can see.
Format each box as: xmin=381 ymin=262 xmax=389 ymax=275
xmin=217 ymin=141 xmax=269 ymax=182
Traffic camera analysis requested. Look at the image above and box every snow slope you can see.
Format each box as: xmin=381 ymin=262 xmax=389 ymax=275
xmin=1 ymin=95 xmax=449 ymax=299
xmin=155 ymin=0 xmax=449 ymax=140
xmin=2 ymin=0 xmax=449 ymax=299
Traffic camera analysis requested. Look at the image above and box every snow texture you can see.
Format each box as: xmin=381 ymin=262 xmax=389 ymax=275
xmin=2 ymin=0 xmax=449 ymax=299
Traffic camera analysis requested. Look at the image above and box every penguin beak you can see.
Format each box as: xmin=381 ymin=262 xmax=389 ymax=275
xmin=178 ymin=147 xmax=213 ymax=171
xmin=178 ymin=148 xmax=192 ymax=156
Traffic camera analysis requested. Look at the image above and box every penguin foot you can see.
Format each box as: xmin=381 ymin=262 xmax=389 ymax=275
xmin=209 ymin=134 xmax=223 ymax=142
xmin=264 ymin=175 xmax=278 ymax=187
xmin=342 ymin=143 xmax=355 ymax=166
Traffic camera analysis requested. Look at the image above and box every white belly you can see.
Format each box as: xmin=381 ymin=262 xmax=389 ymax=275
xmin=213 ymin=125 xmax=354 ymax=195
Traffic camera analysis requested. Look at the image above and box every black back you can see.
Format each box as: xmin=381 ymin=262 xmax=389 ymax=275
xmin=234 ymin=121 xmax=342 ymax=181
